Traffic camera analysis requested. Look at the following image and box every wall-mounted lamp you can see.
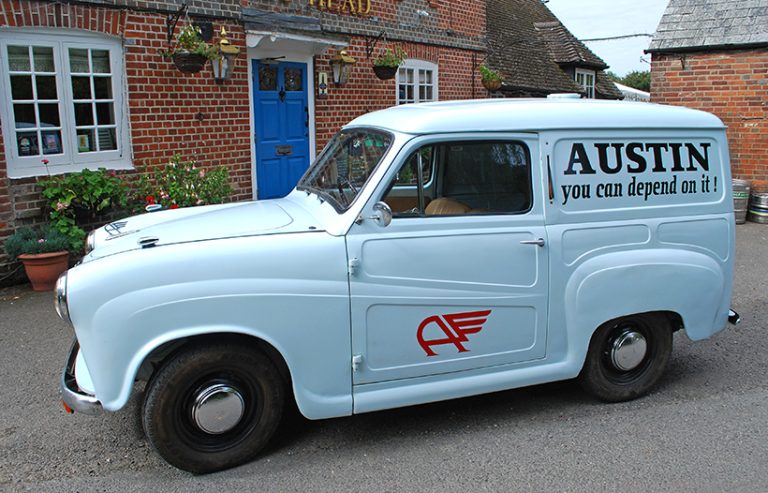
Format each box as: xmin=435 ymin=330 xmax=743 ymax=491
xmin=329 ymin=49 xmax=356 ymax=86
xmin=212 ymin=26 xmax=241 ymax=83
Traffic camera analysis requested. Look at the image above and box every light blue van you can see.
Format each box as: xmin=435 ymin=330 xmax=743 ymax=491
xmin=58 ymin=98 xmax=739 ymax=473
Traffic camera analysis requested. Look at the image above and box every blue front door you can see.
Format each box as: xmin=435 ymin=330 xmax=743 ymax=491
xmin=253 ymin=61 xmax=310 ymax=199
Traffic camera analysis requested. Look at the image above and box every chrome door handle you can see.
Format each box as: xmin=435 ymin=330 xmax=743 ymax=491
xmin=520 ymin=238 xmax=545 ymax=247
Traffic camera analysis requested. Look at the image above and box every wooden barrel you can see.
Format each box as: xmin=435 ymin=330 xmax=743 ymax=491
xmin=733 ymin=179 xmax=750 ymax=224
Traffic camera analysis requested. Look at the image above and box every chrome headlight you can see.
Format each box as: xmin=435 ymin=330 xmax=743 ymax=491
xmin=85 ymin=230 xmax=96 ymax=254
xmin=54 ymin=273 xmax=72 ymax=326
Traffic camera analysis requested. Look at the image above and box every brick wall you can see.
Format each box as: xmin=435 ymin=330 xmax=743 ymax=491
xmin=651 ymin=49 xmax=768 ymax=183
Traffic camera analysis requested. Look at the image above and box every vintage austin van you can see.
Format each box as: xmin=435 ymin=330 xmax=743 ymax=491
xmin=58 ymin=98 xmax=739 ymax=473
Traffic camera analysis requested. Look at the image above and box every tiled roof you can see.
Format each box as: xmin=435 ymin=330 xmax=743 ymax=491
xmin=487 ymin=0 xmax=622 ymax=99
xmin=648 ymin=0 xmax=768 ymax=52
xmin=534 ymin=21 xmax=608 ymax=69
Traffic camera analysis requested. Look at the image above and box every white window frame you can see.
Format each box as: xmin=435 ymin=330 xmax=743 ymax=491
xmin=396 ymin=59 xmax=438 ymax=105
xmin=575 ymin=68 xmax=596 ymax=99
xmin=0 ymin=29 xmax=132 ymax=178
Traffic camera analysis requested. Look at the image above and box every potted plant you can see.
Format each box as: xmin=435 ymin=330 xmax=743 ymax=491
xmin=162 ymin=24 xmax=219 ymax=73
xmin=372 ymin=46 xmax=406 ymax=80
xmin=479 ymin=63 xmax=503 ymax=91
xmin=4 ymin=226 xmax=70 ymax=291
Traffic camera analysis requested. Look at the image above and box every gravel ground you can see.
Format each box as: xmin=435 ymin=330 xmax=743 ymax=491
xmin=0 ymin=222 xmax=766 ymax=493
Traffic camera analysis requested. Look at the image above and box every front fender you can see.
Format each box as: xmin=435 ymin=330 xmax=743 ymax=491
xmin=565 ymin=248 xmax=726 ymax=358
xmin=67 ymin=233 xmax=353 ymax=419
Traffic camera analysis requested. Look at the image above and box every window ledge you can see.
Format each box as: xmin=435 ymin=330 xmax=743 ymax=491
xmin=8 ymin=159 xmax=133 ymax=179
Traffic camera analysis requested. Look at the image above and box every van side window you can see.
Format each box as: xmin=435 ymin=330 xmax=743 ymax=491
xmin=382 ymin=141 xmax=532 ymax=217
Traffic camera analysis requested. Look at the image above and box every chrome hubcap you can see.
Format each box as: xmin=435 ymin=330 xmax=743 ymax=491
xmin=610 ymin=330 xmax=647 ymax=371
xmin=191 ymin=384 xmax=245 ymax=435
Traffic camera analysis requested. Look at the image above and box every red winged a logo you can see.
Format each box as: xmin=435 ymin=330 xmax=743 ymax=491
xmin=417 ymin=310 xmax=492 ymax=357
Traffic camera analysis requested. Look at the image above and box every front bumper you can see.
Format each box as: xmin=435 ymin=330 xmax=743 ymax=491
xmin=60 ymin=340 xmax=103 ymax=415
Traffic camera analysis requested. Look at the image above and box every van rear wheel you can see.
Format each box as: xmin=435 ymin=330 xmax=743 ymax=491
xmin=578 ymin=313 xmax=672 ymax=402
xmin=142 ymin=343 xmax=284 ymax=473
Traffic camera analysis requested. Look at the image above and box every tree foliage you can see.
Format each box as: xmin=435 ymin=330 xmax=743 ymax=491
xmin=620 ymin=70 xmax=651 ymax=92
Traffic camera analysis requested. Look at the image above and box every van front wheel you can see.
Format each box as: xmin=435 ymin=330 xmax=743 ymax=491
xmin=578 ymin=314 xmax=672 ymax=402
xmin=142 ymin=343 xmax=284 ymax=473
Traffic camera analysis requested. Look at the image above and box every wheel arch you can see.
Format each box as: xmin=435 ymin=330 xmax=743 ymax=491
xmin=564 ymin=248 xmax=726 ymax=362
xmin=138 ymin=332 xmax=293 ymax=393
xmin=103 ymin=326 xmax=299 ymax=414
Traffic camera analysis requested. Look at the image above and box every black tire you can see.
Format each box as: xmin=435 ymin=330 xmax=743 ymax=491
xmin=142 ymin=342 xmax=284 ymax=473
xmin=578 ymin=313 xmax=673 ymax=402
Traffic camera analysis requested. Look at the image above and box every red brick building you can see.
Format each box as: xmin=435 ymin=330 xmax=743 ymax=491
xmin=0 ymin=0 xmax=487 ymax=282
xmin=647 ymin=0 xmax=768 ymax=183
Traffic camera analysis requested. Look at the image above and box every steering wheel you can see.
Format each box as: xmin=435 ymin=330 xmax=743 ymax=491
xmin=336 ymin=177 xmax=358 ymax=206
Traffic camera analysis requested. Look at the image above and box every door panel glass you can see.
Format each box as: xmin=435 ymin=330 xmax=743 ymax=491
xmin=259 ymin=66 xmax=277 ymax=91
xmin=284 ymin=68 xmax=302 ymax=91
xmin=441 ymin=142 xmax=531 ymax=213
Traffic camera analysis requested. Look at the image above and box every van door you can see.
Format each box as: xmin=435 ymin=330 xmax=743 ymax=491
xmin=346 ymin=135 xmax=548 ymax=385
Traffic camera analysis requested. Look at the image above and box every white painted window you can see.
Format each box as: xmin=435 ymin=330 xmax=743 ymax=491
xmin=0 ymin=30 xmax=131 ymax=178
xmin=575 ymin=68 xmax=596 ymax=99
xmin=397 ymin=60 xmax=438 ymax=105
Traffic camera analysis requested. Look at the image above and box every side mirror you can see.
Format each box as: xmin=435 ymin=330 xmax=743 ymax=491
xmin=369 ymin=201 xmax=393 ymax=227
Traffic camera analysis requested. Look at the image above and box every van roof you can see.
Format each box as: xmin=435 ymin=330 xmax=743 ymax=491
xmin=345 ymin=99 xmax=725 ymax=134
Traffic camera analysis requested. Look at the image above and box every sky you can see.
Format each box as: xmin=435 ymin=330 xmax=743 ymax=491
xmin=546 ymin=0 xmax=671 ymax=76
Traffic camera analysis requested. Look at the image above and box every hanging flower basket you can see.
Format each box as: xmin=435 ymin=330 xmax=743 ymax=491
xmin=172 ymin=52 xmax=208 ymax=73
xmin=373 ymin=65 xmax=398 ymax=80
xmin=482 ymin=78 xmax=502 ymax=91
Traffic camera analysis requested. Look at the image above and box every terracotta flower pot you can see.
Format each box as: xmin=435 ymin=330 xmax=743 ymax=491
xmin=18 ymin=251 xmax=70 ymax=291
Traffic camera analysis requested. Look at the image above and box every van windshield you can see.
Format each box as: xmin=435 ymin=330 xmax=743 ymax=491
xmin=297 ymin=129 xmax=392 ymax=212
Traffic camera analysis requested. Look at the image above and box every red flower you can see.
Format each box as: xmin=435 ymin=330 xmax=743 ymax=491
xmin=169 ymin=203 xmax=179 ymax=209
xmin=41 ymin=159 xmax=49 ymax=165
xmin=145 ymin=195 xmax=156 ymax=204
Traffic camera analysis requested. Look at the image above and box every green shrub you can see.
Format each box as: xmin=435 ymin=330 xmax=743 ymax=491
xmin=137 ymin=154 xmax=233 ymax=210
xmin=479 ymin=64 xmax=502 ymax=83
xmin=4 ymin=226 xmax=71 ymax=260
xmin=373 ymin=46 xmax=406 ymax=67
xmin=39 ymin=168 xmax=129 ymax=251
